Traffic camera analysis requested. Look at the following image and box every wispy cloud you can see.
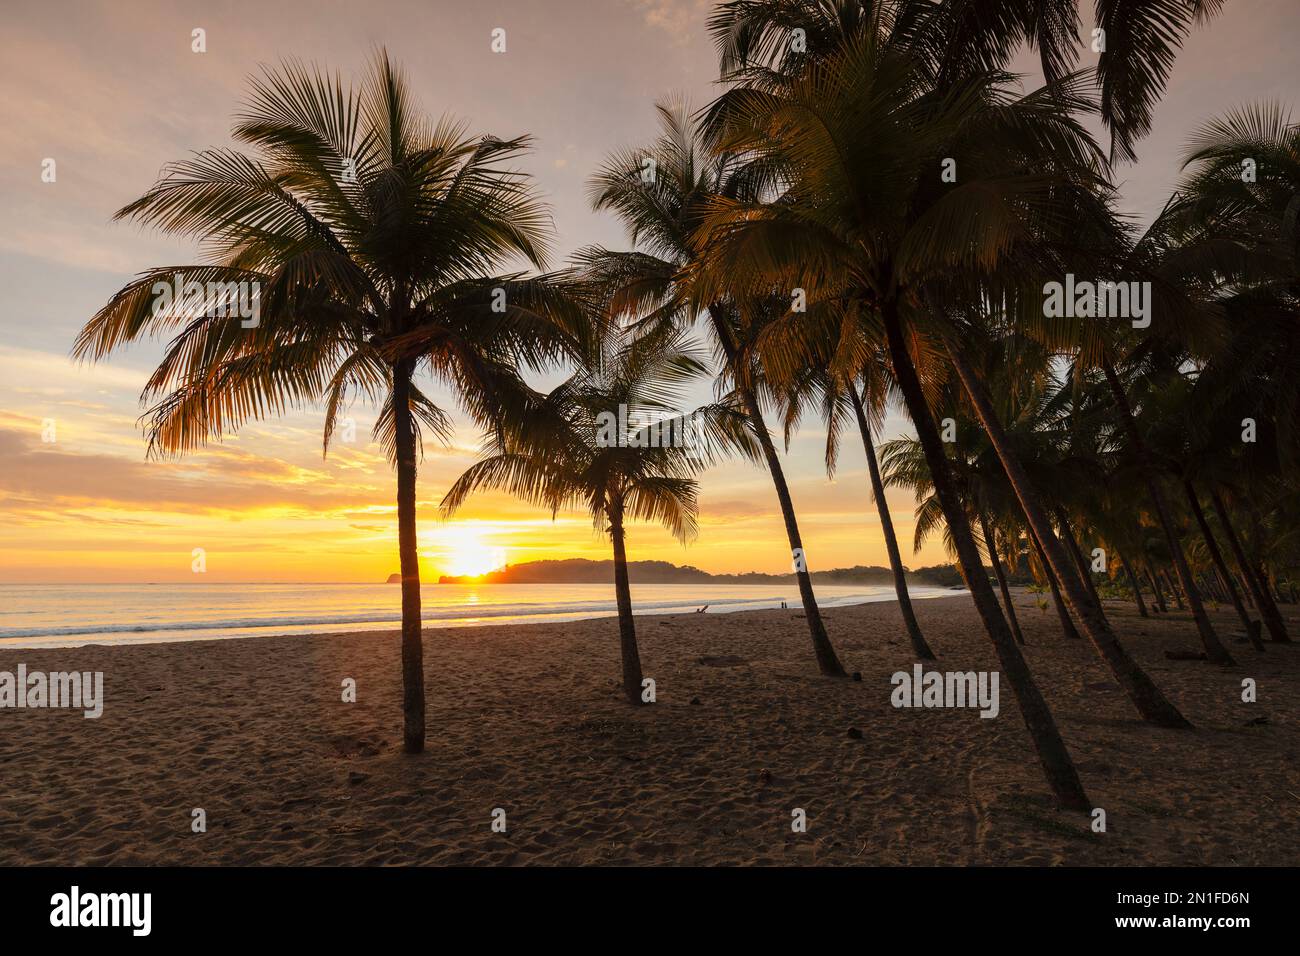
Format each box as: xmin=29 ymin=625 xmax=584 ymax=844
xmin=625 ymin=0 xmax=711 ymax=46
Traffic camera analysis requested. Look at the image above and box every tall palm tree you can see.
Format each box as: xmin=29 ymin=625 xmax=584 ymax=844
xmin=849 ymin=373 xmax=938 ymax=659
xmin=579 ymin=102 xmax=848 ymax=677
xmin=72 ymin=53 xmax=589 ymax=753
xmin=440 ymin=328 xmax=756 ymax=703
xmin=850 ymin=386 xmax=939 ymax=658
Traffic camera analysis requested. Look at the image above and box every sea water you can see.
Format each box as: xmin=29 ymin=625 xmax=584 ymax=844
xmin=0 ymin=582 xmax=955 ymax=648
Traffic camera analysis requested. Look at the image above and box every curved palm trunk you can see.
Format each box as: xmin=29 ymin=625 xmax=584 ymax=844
xmin=1210 ymin=488 xmax=1291 ymax=643
xmin=849 ymin=385 xmax=936 ymax=660
xmin=987 ymin=517 xmax=1029 ymax=646
xmin=1162 ymin=569 xmax=1185 ymax=610
xmin=392 ymin=362 xmax=426 ymax=754
xmin=607 ymin=502 xmax=646 ymax=704
xmin=883 ymin=305 xmax=1089 ymax=809
xmin=942 ymin=337 xmax=1191 ymax=727
xmin=979 ymin=511 xmax=1026 ymax=646
xmin=747 ymin=391 xmax=847 ymax=676
xmin=1147 ymin=567 xmax=1169 ymax=613
xmin=1185 ymin=483 xmax=1264 ymax=651
xmin=1115 ymin=547 xmax=1149 ymax=618
xmin=708 ymin=308 xmax=845 ymax=676
xmin=1099 ymin=360 xmax=1234 ymax=665
xmin=1028 ymin=523 xmax=1082 ymax=641
xmin=1056 ymin=509 xmax=1107 ymax=620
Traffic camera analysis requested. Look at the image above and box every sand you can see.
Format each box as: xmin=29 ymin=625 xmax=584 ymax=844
xmin=1 ymin=591 xmax=1297 ymax=866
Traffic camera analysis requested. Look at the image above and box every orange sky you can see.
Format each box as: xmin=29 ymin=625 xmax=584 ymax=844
xmin=2 ymin=0 xmax=1296 ymax=582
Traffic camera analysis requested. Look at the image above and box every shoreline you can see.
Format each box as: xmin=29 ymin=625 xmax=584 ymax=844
xmin=0 ymin=582 xmax=963 ymax=649
xmin=2 ymin=592 xmax=1296 ymax=865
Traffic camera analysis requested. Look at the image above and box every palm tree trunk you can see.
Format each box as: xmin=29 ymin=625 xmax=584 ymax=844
xmin=1210 ymin=488 xmax=1290 ymax=643
xmin=747 ymin=388 xmax=847 ymax=676
xmin=1027 ymin=521 xmax=1083 ymax=641
xmin=1162 ymin=569 xmax=1185 ymax=610
xmin=979 ymin=511 xmax=1026 ymax=645
xmin=942 ymin=337 xmax=1191 ymax=726
xmin=1238 ymin=573 xmax=1256 ymax=608
xmin=1115 ymin=547 xmax=1148 ymax=618
xmin=607 ymin=500 xmax=646 ymax=704
xmin=883 ymin=304 xmax=1090 ymax=809
xmin=1099 ymin=359 xmax=1234 ymax=665
xmin=392 ymin=361 xmax=426 ymax=754
xmin=708 ymin=307 xmax=846 ymax=676
xmin=1056 ymin=508 xmax=1107 ymax=617
xmin=1147 ymin=567 xmax=1168 ymax=613
xmin=1242 ymin=507 xmax=1286 ymax=604
xmin=849 ymin=385 xmax=935 ymax=660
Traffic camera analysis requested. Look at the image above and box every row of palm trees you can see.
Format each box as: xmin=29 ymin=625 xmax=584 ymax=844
xmin=77 ymin=2 xmax=1296 ymax=809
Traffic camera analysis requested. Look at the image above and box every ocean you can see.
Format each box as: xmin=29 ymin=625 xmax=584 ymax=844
xmin=0 ymin=581 xmax=957 ymax=648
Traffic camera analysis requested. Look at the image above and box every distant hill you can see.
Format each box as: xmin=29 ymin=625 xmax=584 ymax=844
xmin=909 ymin=561 xmax=1036 ymax=588
xmin=432 ymin=558 xmax=966 ymax=587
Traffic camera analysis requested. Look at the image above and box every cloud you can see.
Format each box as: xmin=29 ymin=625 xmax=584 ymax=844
xmin=0 ymin=345 xmax=146 ymax=394
xmin=626 ymin=0 xmax=711 ymax=45
xmin=0 ymin=426 xmax=378 ymax=517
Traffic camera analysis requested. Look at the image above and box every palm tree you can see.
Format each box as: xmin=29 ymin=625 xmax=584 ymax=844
xmin=1171 ymin=102 xmax=1300 ymax=643
xmin=1114 ymin=548 xmax=1150 ymax=616
xmin=1121 ymin=361 xmax=1265 ymax=649
xmin=1089 ymin=345 xmax=1235 ymax=663
xmin=1213 ymin=488 xmax=1292 ymax=642
xmin=849 ymin=372 xmax=938 ymax=659
xmin=773 ymin=343 xmax=938 ymax=659
xmin=1184 ymin=481 xmax=1265 ymax=650
xmin=440 ymin=328 xmax=755 ymax=703
xmin=579 ymin=102 xmax=848 ymax=677
xmin=708 ymin=0 xmax=1226 ymax=161
xmin=876 ymin=348 xmax=1111 ymax=652
xmin=980 ymin=512 xmax=1028 ymax=645
xmin=72 ymin=53 xmax=589 ymax=753
xmin=1026 ymin=519 xmax=1084 ymax=639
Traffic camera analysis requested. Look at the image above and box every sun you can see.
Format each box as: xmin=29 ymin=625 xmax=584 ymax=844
xmin=434 ymin=526 xmax=508 ymax=578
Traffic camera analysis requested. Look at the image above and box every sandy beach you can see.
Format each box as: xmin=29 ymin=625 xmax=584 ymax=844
xmin=2 ymin=591 xmax=1296 ymax=866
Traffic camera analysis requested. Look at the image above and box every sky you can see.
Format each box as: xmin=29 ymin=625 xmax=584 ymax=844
xmin=1 ymin=0 xmax=1297 ymax=583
